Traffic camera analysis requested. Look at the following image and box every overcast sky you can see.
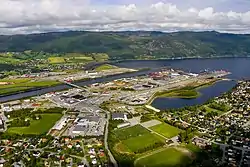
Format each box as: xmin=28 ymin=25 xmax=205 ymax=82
xmin=1 ymin=0 xmax=250 ymax=35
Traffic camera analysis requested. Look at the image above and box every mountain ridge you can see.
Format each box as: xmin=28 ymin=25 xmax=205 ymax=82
xmin=1 ymin=31 xmax=250 ymax=60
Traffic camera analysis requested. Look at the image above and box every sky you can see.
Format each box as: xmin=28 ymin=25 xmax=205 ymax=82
xmin=0 ymin=0 xmax=250 ymax=35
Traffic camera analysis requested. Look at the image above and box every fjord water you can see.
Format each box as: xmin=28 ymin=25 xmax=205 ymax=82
xmin=115 ymin=57 xmax=250 ymax=80
xmin=115 ymin=57 xmax=250 ymax=110
xmin=0 ymin=57 xmax=250 ymax=106
xmin=150 ymin=80 xmax=237 ymax=110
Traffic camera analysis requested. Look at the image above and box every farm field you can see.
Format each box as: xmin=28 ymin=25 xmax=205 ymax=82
xmin=7 ymin=114 xmax=62 ymax=135
xmin=135 ymin=148 xmax=192 ymax=167
xmin=48 ymin=57 xmax=65 ymax=64
xmin=150 ymin=123 xmax=181 ymax=138
xmin=0 ymin=54 xmax=24 ymax=65
xmin=0 ymin=79 xmax=60 ymax=95
xmin=95 ymin=64 xmax=118 ymax=71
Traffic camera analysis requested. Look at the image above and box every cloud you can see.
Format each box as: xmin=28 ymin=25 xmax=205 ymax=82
xmin=0 ymin=0 xmax=250 ymax=34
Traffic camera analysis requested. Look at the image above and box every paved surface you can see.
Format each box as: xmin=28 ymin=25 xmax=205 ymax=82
xmin=127 ymin=116 xmax=141 ymax=126
xmin=141 ymin=120 xmax=161 ymax=128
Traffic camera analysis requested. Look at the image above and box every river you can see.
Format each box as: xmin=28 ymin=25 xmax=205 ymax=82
xmin=1 ymin=58 xmax=250 ymax=107
xmin=0 ymin=69 xmax=155 ymax=102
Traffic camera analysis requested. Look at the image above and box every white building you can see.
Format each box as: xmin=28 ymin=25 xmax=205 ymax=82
xmin=117 ymin=122 xmax=130 ymax=129
xmin=52 ymin=117 xmax=68 ymax=131
xmin=1 ymin=104 xmax=12 ymax=112
xmin=112 ymin=113 xmax=128 ymax=121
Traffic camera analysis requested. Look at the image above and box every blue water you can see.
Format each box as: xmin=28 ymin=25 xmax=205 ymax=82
xmin=115 ymin=57 xmax=250 ymax=110
xmin=151 ymin=80 xmax=236 ymax=110
xmin=115 ymin=57 xmax=250 ymax=80
xmin=1 ymin=57 xmax=250 ymax=107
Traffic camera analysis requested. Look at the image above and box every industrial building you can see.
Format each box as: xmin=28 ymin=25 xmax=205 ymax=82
xmin=112 ymin=113 xmax=128 ymax=121
xmin=70 ymin=113 xmax=106 ymax=136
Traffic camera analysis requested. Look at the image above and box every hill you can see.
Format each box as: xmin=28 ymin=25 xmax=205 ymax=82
xmin=1 ymin=31 xmax=250 ymax=60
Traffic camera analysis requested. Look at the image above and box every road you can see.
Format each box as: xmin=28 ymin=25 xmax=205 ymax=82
xmin=80 ymin=141 xmax=90 ymax=167
xmin=218 ymin=109 xmax=234 ymax=118
xmin=104 ymin=111 xmax=118 ymax=167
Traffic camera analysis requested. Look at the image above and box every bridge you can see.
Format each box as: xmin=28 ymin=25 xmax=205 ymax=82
xmin=60 ymin=80 xmax=89 ymax=92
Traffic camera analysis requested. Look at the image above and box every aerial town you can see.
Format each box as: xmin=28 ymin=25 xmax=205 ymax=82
xmin=0 ymin=64 xmax=249 ymax=167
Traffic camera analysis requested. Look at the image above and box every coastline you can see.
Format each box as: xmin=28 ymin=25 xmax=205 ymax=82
xmin=146 ymin=79 xmax=225 ymax=106
xmin=111 ymin=55 xmax=250 ymax=63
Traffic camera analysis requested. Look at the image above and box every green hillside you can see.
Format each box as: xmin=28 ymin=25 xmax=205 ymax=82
xmin=0 ymin=31 xmax=250 ymax=60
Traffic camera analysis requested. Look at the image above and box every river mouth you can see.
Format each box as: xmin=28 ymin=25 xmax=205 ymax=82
xmin=151 ymin=80 xmax=237 ymax=110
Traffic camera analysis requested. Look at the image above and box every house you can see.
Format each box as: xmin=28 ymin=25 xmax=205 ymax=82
xmin=0 ymin=119 xmax=4 ymax=130
xmin=112 ymin=113 xmax=127 ymax=121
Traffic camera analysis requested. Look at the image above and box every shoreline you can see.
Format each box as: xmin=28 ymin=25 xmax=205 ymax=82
xmin=111 ymin=55 xmax=250 ymax=63
xmin=0 ymin=68 xmax=148 ymax=98
xmin=0 ymin=68 xmax=153 ymax=103
xmin=146 ymin=79 xmax=225 ymax=106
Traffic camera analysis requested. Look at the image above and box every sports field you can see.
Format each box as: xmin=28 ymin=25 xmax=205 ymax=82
xmin=135 ymin=148 xmax=192 ymax=167
xmin=122 ymin=133 xmax=164 ymax=152
xmin=114 ymin=125 xmax=165 ymax=153
xmin=114 ymin=125 xmax=149 ymax=140
xmin=150 ymin=123 xmax=181 ymax=138
xmin=7 ymin=114 xmax=62 ymax=135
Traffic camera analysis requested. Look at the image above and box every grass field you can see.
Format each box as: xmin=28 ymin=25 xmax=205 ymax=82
xmin=95 ymin=64 xmax=118 ymax=71
xmin=114 ymin=125 xmax=149 ymax=140
xmin=92 ymin=53 xmax=109 ymax=62
xmin=135 ymin=148 xmax=192 ymax=167
xmin=122 ymin=133 xmax=164 ymax=152
xmin=0 ymin=54 xmax=24 ymax=65
xmin=202 ymin=105 xmax=224 ymax=115
xmin=158 ymin=89 xmax=200 ymax=99
xmin=113 ymin=125 xmax=165 ymax=154
xmin=7 ymin=114 xmax=62 ymax=135
xmin=185 ymin=143 xmax=201 ymax=153
xmin=115 ymin=142 xmax=131 ymax=153
xmin=0 ymin=79 xmax=60 ymax=95
xmin=65 ymin=55 xmax=94 ymax=63
xmin=48 ymin=57 xmax=65 ymax=64
xmin=0 ymin=78 xmax=31 ymax=83
xmin=150 ymin=123 xmax=181 ymax=138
